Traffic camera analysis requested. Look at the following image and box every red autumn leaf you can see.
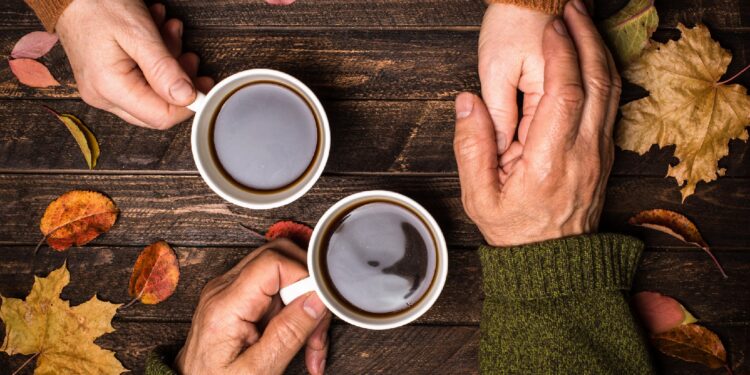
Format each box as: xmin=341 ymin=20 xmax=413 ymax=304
xmin=38 ymin=190 xmax=118 ymax=251
xmin=11 ymin=31 xmax=58 ymax=59
xmin=127 ymin=241 xmax=180 ymax=305
xmin=629 ymin=209 xmax=727 ymax=278
xmin=266 ymin=221 xmax=313 ymax=248
xmin=652 ymin=324 xmax=728 ymax=370
xmin=8 ymin=58 xmax=60 ymax=88
xmin=632 ymin=291 xmax=697 ymax=334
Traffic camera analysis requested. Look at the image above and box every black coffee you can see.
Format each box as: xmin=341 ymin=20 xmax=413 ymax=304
xmin=211 ymin=82 xmax=319 ymax=191
xmin=319 ymin=200 xmax=437 ymax=316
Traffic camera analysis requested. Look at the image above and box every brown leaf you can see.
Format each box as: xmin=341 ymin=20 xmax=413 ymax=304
xmin=44 ymin=106 xmax=100 ymax=169
xmin=11 ymin=31 xmax=58 ymax=59
xmin=128 ymin=241 xmax=180 ymax=305
xmin=8 ymin=58 xmax=60 ymax=88
xmin=266 ymin=220 xmax=313 ymax=249
xmin=38 ymin=190 xmax=118 ymax=251
xmin=615 ymin=24 xmax=750 ymax=201
xmin=652 ymin=324 xmax=727 ymax=369
xmin=632 ymin=291 xmax=697 ymax=334
xmin=629 ymin=209 xmax=727 ymax=278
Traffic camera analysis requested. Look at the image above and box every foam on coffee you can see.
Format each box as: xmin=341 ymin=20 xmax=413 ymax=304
xmin=210 ymin=82 xmax=319 ymax=192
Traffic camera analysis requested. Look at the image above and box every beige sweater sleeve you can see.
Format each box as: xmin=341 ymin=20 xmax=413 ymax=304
xmin=24 ymin=0 xmax=74 ymax=31
xmin=485 ymin=0 xmax=570 ymax=14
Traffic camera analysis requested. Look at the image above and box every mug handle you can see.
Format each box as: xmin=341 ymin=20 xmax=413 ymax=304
xmin=280 ymin=277 xmax=317 ymax=305
xmin=187 ymin=92 xmax=207 ymax=113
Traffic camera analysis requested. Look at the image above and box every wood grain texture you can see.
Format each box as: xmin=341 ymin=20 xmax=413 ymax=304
xmin=0 ymin=246 xmax=747 ymax=325
xmin=1 ymin=29 xmax=748 ymax=100
xmin=0 ymin=321 xmax=747 ymax=374
xmin=1 ymin=174 xmax=748 ymax=248
xmin=1 ymin=0 xmax=748 ymax=29
xmin=1 ymin=99 xmax=748 ymax=176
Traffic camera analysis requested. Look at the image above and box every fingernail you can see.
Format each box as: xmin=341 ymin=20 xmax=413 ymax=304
xmin=455 ymin=93 xmax=474 ymax=119
xmin=553 ymin=19 xmax=568 ymax=36
xmin=497 ymin=133 xmax=507 ymax=153
xmin=303 ymin=293 xmax=326 ymax=319
xmin=319 ymin=359 xmax=326 ymax=374
xmin=573 ymin=0 xmax=588 ymax=15
xmin=170 ymin=79 xmax=194 ymax=103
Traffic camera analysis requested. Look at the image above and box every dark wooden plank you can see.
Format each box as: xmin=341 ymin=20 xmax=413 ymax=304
xmin=0 ymin=246 xmax=747 ymax=324
xmin=1 ymin=0 xmax=748 ymax=29
xmin=0 ymin=174 xmax=748 ymax=248
xmin=1 ymin=99 xmax=749 ymax=177
xmin=1 ymin=29 xmax=748 ymax=100
xmin=0 ymin=321 xmax=747 ymax=374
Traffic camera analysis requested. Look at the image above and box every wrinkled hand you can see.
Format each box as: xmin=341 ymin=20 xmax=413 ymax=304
xmin=454 ymin=1 xmax=621 ymax=246
xmin=176 ymin=239 xmax=331 ymax=375
xmin=56 ymin=0 xmax=214 ymax=129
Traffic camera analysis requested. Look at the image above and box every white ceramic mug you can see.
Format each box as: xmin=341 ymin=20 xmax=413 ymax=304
xmin=189 ymin=69 xmax=330 ymax=209
xmin=280 ymin=191 xmax=448 ymax=330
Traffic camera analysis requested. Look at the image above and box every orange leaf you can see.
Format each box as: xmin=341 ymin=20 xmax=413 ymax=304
xmin=652 ymin=324 xmax=727 ymax=369
xmin=266 ymin=221 xmax=313 ymax=248
xmin=629 ymin=209 xmax=727 ymax=278
xmin=632 ymin=291 xmax=697 ymax=334
xmin=8 ymin=58 xmax=59 ymax=88
xmin=39 ymin=190 xmax=118 ymax=251
xmin=128 ymin=241 xmax=179 ymax=305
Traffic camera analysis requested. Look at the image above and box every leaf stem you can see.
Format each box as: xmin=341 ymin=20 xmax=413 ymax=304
xmin=12 ymin=352 xmax=39 ymax=375
xmin=703 ymin=247 xmax=729 ymax=279
xmin=716 ymin=63 xmax=750 ymax=85
xmin=33 ymin=235 xmax=47 ymax=255
xmin=118 ymin=296 xmax=139 ymax=311
xmin=724 ymin=363 xmax=734 ymax=375
xmin=239 ymin=223 xmax=266 ymax=240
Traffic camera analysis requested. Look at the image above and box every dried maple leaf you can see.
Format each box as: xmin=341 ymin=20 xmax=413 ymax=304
xmin=602 ymin=0 xmax=658 ymax=66
xmin=632 ymin=291 xmax=697 ymax=334
xmin=8 ymin=58 xmax=60 ymax=88
xmin=629 ymin=209 xmax=727 ymax=278
xmin=126 ymin=240 xmax=180 ymax=306
xmin=0 ymin=262 xmax=126 ymax=374
xmin=266 ymin=220 xmax=313 ymax=249
xmin=38 ymin=190 xmax=118 ymax=251
xmin=11 ymin=31 xmax=58 ymax=59
xmin=44 ymin=106 xmax=100 ymax=169
xmin=652 ymin=324 xmax=727 ymax=370
xmin=616 ymin=24 xmax=750 ymax=201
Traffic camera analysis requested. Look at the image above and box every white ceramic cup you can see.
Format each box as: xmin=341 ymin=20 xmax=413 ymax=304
xmin=189 ymin=69 xmax=330 ymax=210
xmin=280 ymin=191 xmax=448 ymax=330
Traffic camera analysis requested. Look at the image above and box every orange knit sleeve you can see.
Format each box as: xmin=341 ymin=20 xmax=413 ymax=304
xmin=24 ymin=0 xmax=75 ymax=31
xmin=485 ymin=0 xmax=570 ymax=15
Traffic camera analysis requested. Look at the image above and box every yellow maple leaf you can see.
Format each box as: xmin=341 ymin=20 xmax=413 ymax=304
xmin=616 ymin=23 xmax=750 ymax=201
xmin=1 ymin=263 xmax=127 ymax=374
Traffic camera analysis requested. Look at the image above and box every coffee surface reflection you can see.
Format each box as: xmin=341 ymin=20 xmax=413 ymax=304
xmin=320 ymin=201 xmax=437 ymax=316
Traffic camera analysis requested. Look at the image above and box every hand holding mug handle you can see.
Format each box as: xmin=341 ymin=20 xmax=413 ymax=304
xmin=187 ymin=91 xmax=208 ymax=113
xmin=281 ymin=277 xmax=318 ymax=304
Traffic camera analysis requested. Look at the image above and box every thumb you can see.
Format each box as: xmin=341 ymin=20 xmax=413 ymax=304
xmin=234 ymin=292 xmax=327 ymax=373
xmin=118 ymin=25 xmax=196 ymax=106
xmin=453 ymin=92 xmax=501 ymax=203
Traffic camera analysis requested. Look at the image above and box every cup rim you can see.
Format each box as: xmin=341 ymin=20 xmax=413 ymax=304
xmin=306 ymin=190 xmax=448 ymax=330
xmin=191 ymin=69 xmax=330 ymax=210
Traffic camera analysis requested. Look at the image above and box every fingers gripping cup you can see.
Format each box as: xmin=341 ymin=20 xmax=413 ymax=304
xmin=280 ymin=191 xmax=449 ymax=330
xmin=189 ymin=69 xmax=330 ymax=209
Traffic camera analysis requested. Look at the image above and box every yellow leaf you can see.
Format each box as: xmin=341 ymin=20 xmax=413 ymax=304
xmin=615 ymin=24 xmax=750 ymax=201
xmin=0 ymin=263 xmax=126 ymax=374
xmin=45 ymin=106 xmax=100 ymax=169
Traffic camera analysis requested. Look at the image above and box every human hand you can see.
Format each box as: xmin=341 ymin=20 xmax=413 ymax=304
xmin=454 ymin=0 xmax=621 ymax=247
xmin=56 ymin=0 xmax=215 ymax=129
xmin=175 ymin=239 xmax=331 ymax=375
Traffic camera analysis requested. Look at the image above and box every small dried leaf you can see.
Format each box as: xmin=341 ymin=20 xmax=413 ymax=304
xmin=602 ymin=0 xmax=659 ymax=66
xmin=652 ymin=324 xmax=727 ymax=369
xmin=39 ymin=190 xmax=118 ymax=251
xmin=8 ymin=58 xmax=60 ymax=88
xmin=128 ymin=241 xmax=180 ymax=305
xmin=45 ymin=106 xmax=100 ymax=169
xmin=266 ymin=221 xmax=313 ymax=249
xmin=632 ymin=291 xmax=697 ymax=334
xmin=629 ymin=209 xmax=727 ymax=278
xmin=11 ymin=31 xmax=59 ymax=59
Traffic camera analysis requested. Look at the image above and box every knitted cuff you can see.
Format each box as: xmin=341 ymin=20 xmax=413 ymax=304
xmin=479 ymin=233 xmax=644 ymax=301
xmin=24 ymin=0 xmax=75 ymax=31
xmin=485 ymin=0 xmax=569 ymax=14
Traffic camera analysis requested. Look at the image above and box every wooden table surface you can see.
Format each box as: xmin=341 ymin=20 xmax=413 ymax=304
xmin=1 ymin=0 xmax=748 ymax=374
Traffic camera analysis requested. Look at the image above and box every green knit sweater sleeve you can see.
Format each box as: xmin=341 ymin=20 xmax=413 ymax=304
xmin=479 ymin=233 xmax=655 ymax=374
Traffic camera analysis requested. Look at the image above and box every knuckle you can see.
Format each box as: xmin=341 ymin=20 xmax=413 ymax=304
xmin=586 ymin=74 xmax=612 ymax=97
xmin=272 ymin=318 xmax=307 ymax=351
xmin=552 ymin=83 xmax=585 ymax=109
